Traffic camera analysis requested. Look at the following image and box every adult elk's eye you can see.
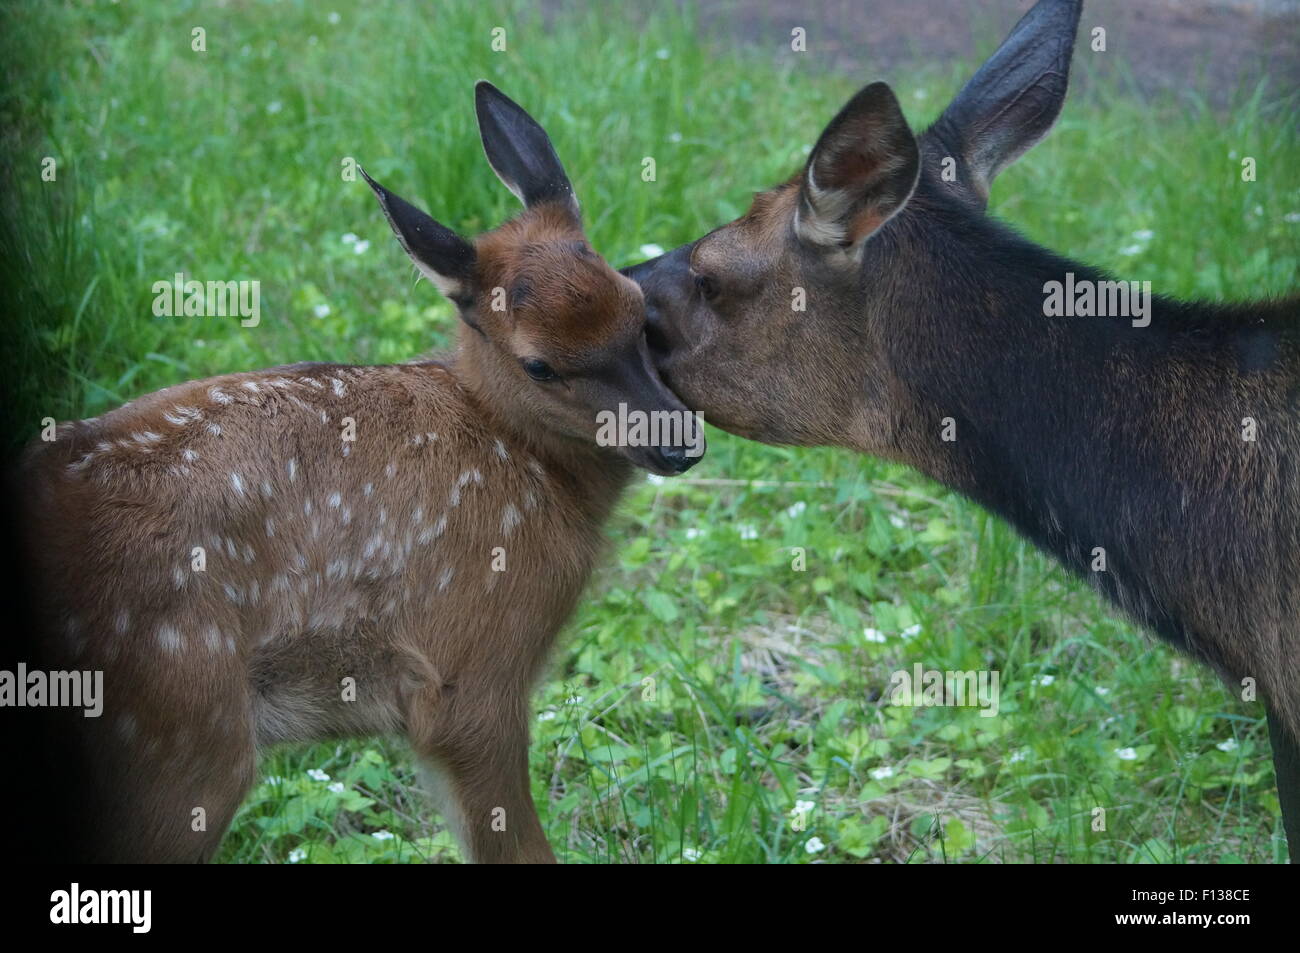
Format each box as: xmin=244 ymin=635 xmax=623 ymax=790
xmin=694 ymin=272 xmax=719 ymax=302
xmin=521 ymin=358 xmax=558 ymax=382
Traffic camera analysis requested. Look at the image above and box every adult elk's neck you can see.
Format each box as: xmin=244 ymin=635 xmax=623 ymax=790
xmin=860 ymin=207 xmax=1300 ymax=649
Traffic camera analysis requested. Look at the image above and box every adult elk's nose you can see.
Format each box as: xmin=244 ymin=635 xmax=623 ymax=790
xmin=622 ymin=243 xmax=693 ymax=358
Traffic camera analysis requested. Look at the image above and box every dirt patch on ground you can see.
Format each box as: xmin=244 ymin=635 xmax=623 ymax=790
xmin=687 ymin=0 xmax=1298 ymax=107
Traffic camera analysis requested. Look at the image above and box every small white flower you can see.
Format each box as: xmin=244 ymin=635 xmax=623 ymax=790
xmin=327 ymin=11 xmax=341 ymax=24
xmin=1095 ymin=686 xmax=1110 ymax=696
xmin=738 ymin=525 xmax=759 ymax=540
xmin=264 ymin=775 xmax=284 ymax=786
xmin=1008 ymin=748 xmax=1031 ymax=764
xmin=1118 ymin=244 xmax=1143 ymax=256
xmin=307 ymin=768 xmax=330 ymax=782
xmin=313 ymin=303 xmax=331 ymax=319
xmin=901 ymin=623 xmax=922 ymax=640
xmin=681 ymin=847 xmax=701 ymax=861
xmin=888 ymin=515 xmax=907 ymax=529
xmin=862 ymin=627 xmax=887 ymax=644
xmin=668 ymin=132 xmax=682 ymax=143
xmin=869 ymin=765 xmax=894 ymax=780
xmin=565 ymin=695 xmax=584 ymax=705
xmin=353 ymin=239 xmax=371 ymax=254
xmin=1216 ymin=738 xmax=1239 ymax=753
xmin=1284 ymin=212 xmax=1300 ymax=223
xmin=1132 ymin=229 xmax=1155 ymax=241
xmin=1114 ymin=747 xmax=1138 ymax=761
xmin=371 ymin=830 xmax=395 ymax=841
xmin=341 ymin=232 xmax=359 ymax=245
xmin=537 ymin=710 xmax=557 ymax=722
xmin=327 ymin=782 xmax=345 ymax=793
xmin=805 ymin=836 xmax=826 ymax=854
xmin=1033 ymin=674 xmax=1055 ymax=687
xmin=1253 ymin=205 xmax=1264 ymax=216
xmin=266 ymin=100 xmax=283 ymax=114
xmin=792 ymin=799 xmax=815 ymax=816
xmin=288 ymin=848 xmax=306 ymax=863
xmin=684 ymin=527 xmax=703 ymax=539
xmin=638 ymin=243 xmax=665 ymax=259
xmin=1228 ymin=149 xmax=1238 ymax=160
xmin=655 ymin=47 xmax=670 ymax=59
xmin=646 ymin=473 xmax=666 ymax=485
xmin=785 ymin=501 xmax=807 ymax=519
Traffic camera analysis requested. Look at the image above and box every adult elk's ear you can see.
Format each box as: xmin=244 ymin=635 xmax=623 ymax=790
xmin=926 ymin=0 xmax=1083 ymax=207
xmin=474 ymin=80 xmax=580 ymax=218
xmin=361 ymin=167 xmax=477 ymax=307
xmin=795 ymin=82 xmax=920 ymax=253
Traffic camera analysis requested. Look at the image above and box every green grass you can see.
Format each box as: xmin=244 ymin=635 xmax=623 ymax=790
xmin=2 ymin=0 xmax=1296 ymax=863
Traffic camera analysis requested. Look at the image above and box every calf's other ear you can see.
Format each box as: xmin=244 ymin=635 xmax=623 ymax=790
xmin=475 ymin=80 xmax=580 ymax=218
xmin=362 ymin=167 xmax=477 ymax=306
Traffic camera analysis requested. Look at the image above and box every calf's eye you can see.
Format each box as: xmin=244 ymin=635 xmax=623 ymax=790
xmin=521 ymin=358 xmax=558 ymax=382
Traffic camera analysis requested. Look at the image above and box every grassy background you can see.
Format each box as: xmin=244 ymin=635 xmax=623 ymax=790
xmin=2 ymin=0 xmax=1296 ymax=863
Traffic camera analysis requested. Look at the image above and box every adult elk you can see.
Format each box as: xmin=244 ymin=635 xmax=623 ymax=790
xmin=627 ymin=0 xmax=1300 ymax=859
xmin=19 ymin=82 xmax=701 ymax=863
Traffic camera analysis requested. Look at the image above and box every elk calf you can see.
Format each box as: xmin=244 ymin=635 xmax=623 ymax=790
xmin=19 ymin=82 xmax=700 ymax=863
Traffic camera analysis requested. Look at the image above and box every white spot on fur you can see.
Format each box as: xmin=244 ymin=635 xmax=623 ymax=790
xmin=230 ymin=472 xmax=246 ymax=496
xmin=206 ymin=422 xmax=222 ymax=436
xmin=204 ymin=625 xmax=221 ymax=652
xmin=385 ymin=462 xmax=397 ymax=479
xmin=172 ymin=566 xmax=186 ymax=589
xmin=330 ymin=377 xmax=346 ymax=396
xmin=114 ymin=608 xmax=130 ymax=635
xmin=363 ymin=483 xmax=374 ymax=497
xmin=157 ymin=624 xmax=182 ymax=653
xmin=242 ymin=380 xmax=260 ymax=393
xmin=265 ymin=518 xmax=275 ymax=538
xmin=328 ymin=492 xmax=342 ymax=508
xmin=209 ymin=387 xmax=233 ymax=404
xmin=182 ymin=448 xmax=199 ymax=462
xmin=501 ymin=503 xmax=521 ymax=536
xmin=288 ymin=458 xmax=298 ymax=481
xmin=304 ymin=499 xmax=313 ymax=515
xmin=223 ymin=583 xmax=243 ymax=605
xmin=437 ymin=566 xmax=455 ymax=591
xmin=494 ymin=439 xmax=509 ymax=461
